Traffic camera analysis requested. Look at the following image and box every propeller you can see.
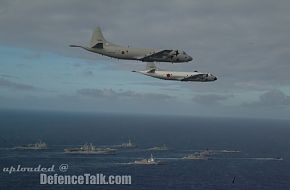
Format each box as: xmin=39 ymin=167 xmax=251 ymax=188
xmin=170 ymin=50 xmax=179 ymax=60
xmin=175 ymin=50 xmax=179 ymax=56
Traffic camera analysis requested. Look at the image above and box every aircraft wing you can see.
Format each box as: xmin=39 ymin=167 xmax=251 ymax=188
xmin=140 ymin=50 xmax=173 ymax=61
xmin=181 ymin=74 xmax=208 ymax=81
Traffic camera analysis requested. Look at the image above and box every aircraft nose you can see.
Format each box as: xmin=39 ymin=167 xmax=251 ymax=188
xmin=214 ymin=76 xmax=217 ymax=81
xmin=188 ymin=56 xmax=193 ymax=61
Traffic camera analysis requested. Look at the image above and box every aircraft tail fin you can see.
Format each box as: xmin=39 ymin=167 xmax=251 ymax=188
xmin=146 ymin=63 xmax=157 ymax=70
xmin=146 ymin=63 xmax=158 ymax=73
xmin=146 ymin=63 xmax=162 ymax=73
xmin=90 ymin=27 xmax=107 ymax=48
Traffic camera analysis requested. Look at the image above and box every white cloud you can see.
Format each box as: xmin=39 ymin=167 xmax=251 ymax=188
xmin=77 ymin=88 xmax=174 ymax=101
xmin=243 ymin=89 xmax=290 ymax=107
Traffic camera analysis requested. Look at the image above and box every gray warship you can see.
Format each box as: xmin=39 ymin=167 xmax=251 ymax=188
xmin=14 ymin=141 xmax=48 ymax=150
xmin=147 ymin=144 xmax=168 ymax=151
xmin=113 ymin=139 xmax=137 ymax=149
xmin=64 ymin=143 xmax=116 ymax=154
xmin=182 ymin=150 xmax=211 ymax=160
xmin=133 ymin=154 xmax=160 ymax=165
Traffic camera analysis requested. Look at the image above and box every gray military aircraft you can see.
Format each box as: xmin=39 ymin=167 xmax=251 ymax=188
xmin=70 ymin=27 xmax=193 ymax=63
xmin=132 ymin=63 xmax=217 ymax=82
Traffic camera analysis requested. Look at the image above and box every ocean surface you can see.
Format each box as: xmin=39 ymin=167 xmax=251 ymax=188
xmin=0 ymin=110 xmax=289 ymax=190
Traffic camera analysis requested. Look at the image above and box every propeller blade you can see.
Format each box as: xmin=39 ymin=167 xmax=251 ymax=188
xmin=175 ymin=50 xmax=179 ymax=56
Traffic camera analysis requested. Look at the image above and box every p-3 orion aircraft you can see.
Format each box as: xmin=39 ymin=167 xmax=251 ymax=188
xmin=70 ymin=27 xmax=193 ymax=63
xmin=132 ymin=63 xmax=217 ymax=82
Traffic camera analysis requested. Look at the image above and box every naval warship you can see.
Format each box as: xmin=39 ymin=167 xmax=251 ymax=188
xmin=133 ymin=154 xmax=160 ymax=165
xmin=64 ymin=143 xmax=116 ymax=154
xmin=147 ymin=144 xmax=168 ymax=151
xmin=113 ymin=139 xmax=137 ymax=149
xmin=14 ymin=140 xmax=48 ymax=150
xmin=182 ymin=150 xmax=211 ymax=160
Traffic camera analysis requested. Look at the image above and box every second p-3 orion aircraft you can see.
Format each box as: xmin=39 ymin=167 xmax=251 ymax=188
xmin=132 ymin=63 xmax=217 ymax=82
xmin=70 ymin=27 xmax=193 ymax=63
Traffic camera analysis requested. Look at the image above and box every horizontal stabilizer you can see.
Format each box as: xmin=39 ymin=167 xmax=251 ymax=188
xmin=147 ymin=69 xmax=156 ymax=73
xmin=69 ymin=45 xmax=82 ymax=48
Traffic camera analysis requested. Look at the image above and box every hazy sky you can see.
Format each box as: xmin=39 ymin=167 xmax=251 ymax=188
xmin=0 ymin=0 xmax=289 ymax=119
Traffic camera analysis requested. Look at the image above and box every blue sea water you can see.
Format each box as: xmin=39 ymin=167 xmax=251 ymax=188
xmin=0 ymin=110 xmax=289 ymax=190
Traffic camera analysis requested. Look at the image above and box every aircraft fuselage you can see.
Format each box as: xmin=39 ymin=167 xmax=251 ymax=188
xmin=133 ymin=70 xmax=217 ymax=82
